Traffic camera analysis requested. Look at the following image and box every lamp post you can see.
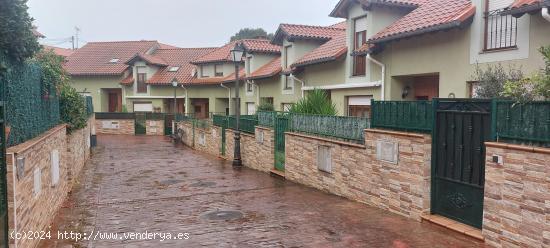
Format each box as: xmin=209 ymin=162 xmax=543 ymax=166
xmin=230 ymin=43 xmax=245 ymax=167
xmin=171 ymin=78 xmax=178 ymax=114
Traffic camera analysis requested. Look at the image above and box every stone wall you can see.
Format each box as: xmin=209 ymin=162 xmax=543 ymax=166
xmin=66 ymin=116 xmax=94 ymax=187
xmin=7 ymin=125 xmax=69 ymax=248
xmin=176 ymin=122 xmax=194 ymax=147
xmin=193 ymin=125 xmax=222 ymax=157
xmin=95 ymin=119 xmax=135 ymax=135
xmin=483 ymin=142 xmax=550 ymax=248
xmin=285 ymin=129 xmax=431 ymax=221
xmin=225 ymin=127 xmax=274 ymax=173
xmin=146 ymin=120 xmax=164 ymax=136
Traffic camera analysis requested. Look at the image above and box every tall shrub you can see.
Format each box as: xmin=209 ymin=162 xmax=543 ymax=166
xmin=0 ymin=0 xmax=40 ymax=63
xmin=289 ymin=88 xmax=337 ymax=115
xmin=60 ymin=84 xmax=87 ymax=132
xmin=502 ymin=46 xmax=550 ymax=101
xmin=472 ymin=63 xmax=523 ymax=99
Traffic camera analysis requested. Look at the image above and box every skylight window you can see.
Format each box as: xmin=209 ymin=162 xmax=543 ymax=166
xmin=109 ymin=58 xmax=120 ymax=63
xmin=168 ymin=66 xmax=180 ymax=72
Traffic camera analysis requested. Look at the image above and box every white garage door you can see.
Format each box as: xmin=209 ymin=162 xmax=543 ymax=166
xmin=134 ymin=102 xmax=153 ymax=112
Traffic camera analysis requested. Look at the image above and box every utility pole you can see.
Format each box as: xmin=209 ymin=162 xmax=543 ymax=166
xmin=74 ymin=26 xmax=81 ymax=49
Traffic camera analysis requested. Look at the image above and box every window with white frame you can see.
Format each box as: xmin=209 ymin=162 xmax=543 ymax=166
xmin=246 ymin=102 xmax=256 ymax=115
xmin=284 ymin=45 xmax=292 ymax=68
xmin=484 ymin=0 xmax=517 ymax=51
xmin=284 ymin=75 xmax=293 ymax=90
xmin=353 ymin=16 xmax=367 ymax=76
xmin=214 ymin=64 xmax=223 ymax=77
xmin=200 ymin=65 xmax=208 ymax=78
xmin=246 ymin=81 xmax=253 ymax=93
xmin=136 ymin=66 xmax=148 ymax=93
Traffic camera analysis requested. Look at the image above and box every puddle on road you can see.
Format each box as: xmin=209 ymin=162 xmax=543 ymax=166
xmin=200 ymin=210 xmax=244 ymax=221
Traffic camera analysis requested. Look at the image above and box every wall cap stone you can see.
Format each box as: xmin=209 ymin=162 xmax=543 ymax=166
xmin=485 ymin=142 xmax=550 ymax=154
xmin=7 ymin=124 xmax=68 ymax=155
xmin=256 ymin=126 xmax=273 ymax=132
xmin=365 ymin=129 xmax=427 ymax=139
xmin=227 ymin=129 xmax=255 ymax=138
xmin=286 ymin=132 xmax=366 ymax=148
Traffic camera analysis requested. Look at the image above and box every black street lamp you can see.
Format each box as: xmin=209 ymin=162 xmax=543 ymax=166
xmin=230 ymin=43 xmax=245 ymax=167
xmin=171 ymin=78 xmax=178 ymax=114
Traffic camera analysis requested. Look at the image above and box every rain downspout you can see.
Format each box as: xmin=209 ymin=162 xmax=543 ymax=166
xmin=220 ymin=83 xmax=231 ymax=113
xmin=543 ymin=7 xmax=550 ymax=22
xmin=290 ymin=74 xmax=306 ymax=98
xmin=181 ymin=85 xmax=189 ymax=114
xmin=366 ymin=54 xmax=386 ymax=101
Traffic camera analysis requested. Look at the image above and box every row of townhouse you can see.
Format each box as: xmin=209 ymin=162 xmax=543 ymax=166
xmin=64 ymin=0 xmax=550 ymax=118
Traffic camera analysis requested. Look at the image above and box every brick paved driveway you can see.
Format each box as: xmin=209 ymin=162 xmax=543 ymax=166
xmin=40 ymin=135 xmax=484 ymax=248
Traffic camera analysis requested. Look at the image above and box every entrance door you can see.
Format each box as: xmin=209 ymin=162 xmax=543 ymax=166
xmin=432 ymin=99 xmax=492 ymax=228
xmin=135 ymin=113 xmax=146 ymax=135
xmin=108 ymin=92 xmax=119 ymax=112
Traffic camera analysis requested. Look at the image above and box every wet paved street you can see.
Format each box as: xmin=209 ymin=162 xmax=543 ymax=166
xmin=40 ymin=135 xmax=485 ymax=248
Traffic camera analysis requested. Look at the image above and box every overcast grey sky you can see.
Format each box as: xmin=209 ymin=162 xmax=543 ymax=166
xmin=27 ymin=0 xmax=343 ymax=49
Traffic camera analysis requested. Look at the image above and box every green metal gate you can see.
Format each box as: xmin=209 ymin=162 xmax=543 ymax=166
xmin=135 ymin=113 xmax=146 ymax=135
xmin=431 ymin=99 xmax=493 ymax=229
xmin=0 ymin=102 xmax=8 ymax=247
xmin=274 ymin=115 xmax=289 ymax=172
xmin=221 ymin=126 xmax=226 ymax=156
xmin=164 ymin=114 xmax=174 ymax=136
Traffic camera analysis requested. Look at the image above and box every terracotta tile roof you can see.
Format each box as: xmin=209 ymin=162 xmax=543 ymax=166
xmin=126 ymin=53 xmax=168 ymax=66
xmin=369 ymin=0 xmax=476 ymax=44
xmin=506 ymin=0 xmax=549 ymax=15
xmin=188 ymin=68 xmax=246 ymax=85
xmin=192 ymin=39 xmax=280 ymax=65
xmin=291 ymin=31 xmax=347 ymax=68
xmin=64 ymin=40 xmax=159 ymax=76
xmin=42 ymin=45 xmax=74 ymax=57
xmin=246 ymin=57 xmax=281 ymax=80
xmin=272 ymin=24 xmax=345 ymax=45
xmin=352 ymin=43 xmax=377 ymax=56
xmin=147 ymin=48 xmax=217 ymax=85
xmin=120 ymin=73 xmax=134 ymax=85
xmin=330 ymin=0 xmax=426 ymax=18
xmin=328 ymin=21 xmax=348 ymax=29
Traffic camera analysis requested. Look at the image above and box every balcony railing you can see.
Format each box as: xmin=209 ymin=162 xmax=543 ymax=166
xmin=484 ymin=9 xmax=518 ymax=51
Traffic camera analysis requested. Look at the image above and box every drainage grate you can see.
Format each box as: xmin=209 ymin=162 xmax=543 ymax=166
xmin=200 ymin=210 xmax=244 ymax=221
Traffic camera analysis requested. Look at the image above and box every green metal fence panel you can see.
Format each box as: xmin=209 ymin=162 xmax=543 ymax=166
xmin=0 ymin=102 xmax=9 ymax=246
xmin=371 ymin=100 xmax=433 ymax=133
xmin=287 ymin=112 xmax=369 ymax=144
xmin=227 ymin=115 xmax=258 ymax=134
xmin=258 ymin=111 xmax=277 ymax=127
xmin=494 ymin=100 xmax=550 ymax=147
xmin=213 ymin=115 xmax=228 ymax=127
xmin=1 ymin=61 xmax=60 ymax=147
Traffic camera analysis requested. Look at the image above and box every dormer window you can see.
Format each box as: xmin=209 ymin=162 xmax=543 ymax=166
xmin=200 ymin=65 xmax=208 ymax=78
xmin=214 ymin=64 xmax=223 ymax=77
xmin=109 ymin=58 xmax=120 ymax=63
xmin=168 ymin=66 xmax=180 ymax=72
